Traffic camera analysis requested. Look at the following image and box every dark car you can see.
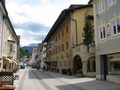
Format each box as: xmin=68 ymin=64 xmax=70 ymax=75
xmin=20 ymin=65 xmax=25 ymax=69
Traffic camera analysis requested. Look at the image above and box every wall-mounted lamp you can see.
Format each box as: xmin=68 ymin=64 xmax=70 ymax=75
xmin=96 ymin=14 xmax=99 ymax=18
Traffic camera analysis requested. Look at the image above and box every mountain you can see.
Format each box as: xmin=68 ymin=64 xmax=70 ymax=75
xmin=21 ymin=43 xmax=38 ymax=53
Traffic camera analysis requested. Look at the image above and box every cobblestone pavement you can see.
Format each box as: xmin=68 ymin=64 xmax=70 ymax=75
xmin=14 ymin=68 xmax=120 ymax=90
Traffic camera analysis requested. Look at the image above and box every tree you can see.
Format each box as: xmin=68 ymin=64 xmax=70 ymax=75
xmin=20 ymin=48 xmax=31 ymax=58
xmin=82 ymin=17 xmax=94 ymax=50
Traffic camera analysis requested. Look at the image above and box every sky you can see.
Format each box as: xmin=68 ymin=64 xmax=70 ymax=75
xmin=6 ymin=0 xmax=89 ymax=47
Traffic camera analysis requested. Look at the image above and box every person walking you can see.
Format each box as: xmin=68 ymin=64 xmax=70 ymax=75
xmin=43 ymin=65 xmax=45 ymax=72
xmin=45 ymin=64 xmax=47 ymax=71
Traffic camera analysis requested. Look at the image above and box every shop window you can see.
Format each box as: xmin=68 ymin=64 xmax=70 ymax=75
xmin=109 ymin=60 xmax=120 ymax=75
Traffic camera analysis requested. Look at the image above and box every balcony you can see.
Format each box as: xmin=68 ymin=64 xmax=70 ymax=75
xmin=85 ymin=10 xmax=93 ymax=20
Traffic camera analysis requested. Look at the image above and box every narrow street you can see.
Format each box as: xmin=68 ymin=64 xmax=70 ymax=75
xmin=14 ymin=68 xmax=120 ymax=90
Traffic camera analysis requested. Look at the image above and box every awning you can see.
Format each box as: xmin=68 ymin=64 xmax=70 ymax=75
xmin=12 ymin=60 xmax=18 ymax=65
xmin=4 ymin=58 xmax=12 ymax=63
xmin=109 ymin=58 xmax=120 ymax=62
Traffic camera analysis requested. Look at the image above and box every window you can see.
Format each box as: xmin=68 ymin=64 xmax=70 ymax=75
xmin=59 ymin=34 xmax=60 ymax=40
xmin=99 ymin=0 xmax=105 ymax=13
xmin=59 ymin=46 xmax=60 ymax=52
xmin=109 ymin=0 xmax=116 ymax=6
xmin=100 ymin=27 xmax=106 ymax=39
xmin=108 ymin=61 xmax=120 ymax=75
xmin=112 ymin=19 xmax=120 ymax=35
xmin=62 ymin=30 xmax=64 ymax=36
xmin=56 ymin=47 xmax=57 ymax=53
xmin=10 ymin=44 xmax=13 ymax=51
xmin=62 ymin=44 xmax=64 ymax=51
xmin=56 ymin=37 xmax=57 ymax=41
xmin=66 ymin=26 xmax=68 ymax=33
xmin=54 ymin=49 xmax=55 ymax=53
xmin=66 ymin=41 xmax=68 ymax=49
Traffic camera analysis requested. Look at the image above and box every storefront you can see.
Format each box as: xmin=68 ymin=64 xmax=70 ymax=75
xmin=106 ymin=53 xmax=120 ymax=84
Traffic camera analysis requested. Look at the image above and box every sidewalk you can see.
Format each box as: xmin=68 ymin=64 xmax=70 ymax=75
xmin=43 ymin=70 xmax=120 ymax=90
xmin=14 ymin=68 xmax=120 ymax=90
xmin=13 ymin=68 xmax=27 ymax=90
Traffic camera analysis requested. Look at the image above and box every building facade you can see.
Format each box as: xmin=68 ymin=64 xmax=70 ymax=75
xmin=70 ymin=5 xmax=95 ymax=77
xmin=0 ymin=0 xmax=19 ymax=72
xmin=89 ymin=0 xmax=120 ymax=84
xmin=30 ymin=48 xmax=38 ymax=67
xmin=44 ymin=4 xmax=95 ymax=77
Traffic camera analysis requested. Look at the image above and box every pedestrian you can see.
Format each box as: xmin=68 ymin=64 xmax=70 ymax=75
xmin=43 ymin=65 xmax=45 ymax=72
xmin=45 ymin=65 xmax=47 ymax=71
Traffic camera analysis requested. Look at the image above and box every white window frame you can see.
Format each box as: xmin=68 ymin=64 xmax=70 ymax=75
xmin=108 ymin=0 xmax=116 ymax=6
xmin=112 ymin=19 xmax=120 ymax=36
xmin=100 ymin=27 xmax=106 ymax=40
xmin=99 ymin=0 xmax=105 ymax=13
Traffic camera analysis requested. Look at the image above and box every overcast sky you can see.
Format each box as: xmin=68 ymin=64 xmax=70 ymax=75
xmin=6 ymin=0 xmax=89 ymax=47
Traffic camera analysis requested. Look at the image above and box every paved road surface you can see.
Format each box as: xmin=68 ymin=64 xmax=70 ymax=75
xmin=14 ymin=68 xmax=120 ymax=90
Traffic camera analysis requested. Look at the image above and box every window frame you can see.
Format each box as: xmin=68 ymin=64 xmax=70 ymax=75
xmin=108 ymin=0 xmax=116 ymax=6
xmin=66 ymin=26 xmax=68 ymax=33
xmin=99 ymin=0 xmax=105 ymax=13
xmin=10 ymin=44 xmax=13 ymax=51
xmin=66 ymin=41 xmax=68 ymax=50
xmin=62 ymin=44 xmax=64 ymax=51
xmin=62 ymin=30 xmax=64 ymax=36
xmin=112 ymin=19 xmax=120 ymax=36
xmin=100 ymin=26 xmax=106 ymax=40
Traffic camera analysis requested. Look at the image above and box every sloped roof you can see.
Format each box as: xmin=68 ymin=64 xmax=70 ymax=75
xmin=44 ymin=4 xmax=92 ymax=42
xmin=88 ymin=0 xmax=93 ymax=4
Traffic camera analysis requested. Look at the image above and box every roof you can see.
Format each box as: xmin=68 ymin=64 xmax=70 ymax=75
xmin=88 ymin=0 xmax=93 ymax=4
xmin=0 ymin=0 xmax=19 ymax=44
xmin=44 ymin=4 xmax=92 ymax=42
xmin=0 ymin=0 xmax=8 ymax=15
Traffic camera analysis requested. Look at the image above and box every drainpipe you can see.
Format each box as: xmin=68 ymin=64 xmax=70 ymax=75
xmin=70 ymin=18 xmax=77 ymax=46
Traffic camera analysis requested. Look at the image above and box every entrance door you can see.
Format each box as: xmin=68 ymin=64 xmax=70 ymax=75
xmin=103 ymin=55 xmax=108 ymax=80
xmin=73 ymin=55 xmax=82 ymax=74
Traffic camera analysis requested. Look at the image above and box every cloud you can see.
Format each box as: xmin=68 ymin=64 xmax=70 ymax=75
xmin=13 ymin=22 xmax=50 ymax=32
xmin=6 ymin=0 xmax=89 ymax=46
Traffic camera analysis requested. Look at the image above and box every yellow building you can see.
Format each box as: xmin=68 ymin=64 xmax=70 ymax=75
xmin=70 ymin=5 xmax=95 ymax=77
xmin=44 ymin=4 xmax=95 ymax=77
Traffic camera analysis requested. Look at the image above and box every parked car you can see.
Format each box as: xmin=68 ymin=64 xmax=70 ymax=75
xmin=20 ymin=65 xmax=25 ymax=69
